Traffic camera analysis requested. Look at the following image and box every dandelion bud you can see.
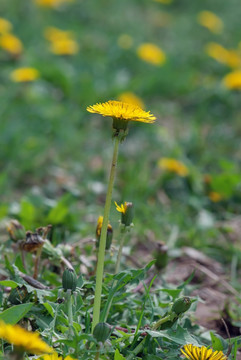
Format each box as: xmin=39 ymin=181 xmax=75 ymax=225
xmin=153 ymin=241 xmax=168 ymax=271
xmin=115 ymin=201 xmax=134 ymax=226
xmin=172 ymin=296 xmax=191 ymax=315
xmin=6 ymin=220 xmax=25 ymax=242
xmin=96 ymin=216 xmax=113 ymax=250
xmin=93 ymin=322 xmax=112 ymax=343
xmin=62 ymin=268 xmax=77 ymax=292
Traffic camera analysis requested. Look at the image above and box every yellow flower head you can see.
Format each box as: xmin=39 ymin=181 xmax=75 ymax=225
xmin=0 ymin=18 xmax=12 ymax=34
xmin=10 ymin=67 xmax=40 ymax=82
xmin=87 ymin=100 xmax=155 ymax=124
xmin=0 ymin=321 xmax=53 ymax=355
xmin=205 ymin=43 xmax=241 ymax=68
xmin=158 ymin=158 xmax=189 ymax=177
xmin=117 ymin=92 xmax=145 ymax=109
xmin=44 ymin=27 xmax=73 ymax=42
xmin=115 ymin=201 xmax=128 ymax=214
xmin=96 ymin=216 xmax=112 ymax=238
xmin=181 ymin=344 xmax=227 ymax=360
xmin=223 ymin=70 xmax=241 ymax=90
xmin=137 ymin=43 xmax=166 ymax=66
xmin=197 ymin=11 xmax=223 ymax=34
xmin=96 ymin=216 xmax=104 ymax=237
xmin=117 ymin=34 xmax=133 ymax=49
xmin=0 ymin=33 xmax=23 ymax=55
xmin=208 ymin=191 xmax=222 ymax=202
xmin=35 ymin=0 xmax=74 ymax=8
xmin=49 ymin=38 xmax=79 ymax=55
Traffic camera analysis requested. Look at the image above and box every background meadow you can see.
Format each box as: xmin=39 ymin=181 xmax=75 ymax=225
xmin=0 ymin=0 xmax=241 ymax=358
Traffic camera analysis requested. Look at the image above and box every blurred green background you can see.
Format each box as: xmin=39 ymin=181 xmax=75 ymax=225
xmin=0 ymin=0 xmax=241 ymax=261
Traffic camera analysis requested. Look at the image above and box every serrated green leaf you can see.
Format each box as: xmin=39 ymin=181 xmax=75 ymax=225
xmin=114 ymin=349 xmax=126 ymax=360
xmin=0 ymin=303 xmax=33 ymax=324
xmin=0 ymin=280 xmax=19 ymax=289
xmin=43 ymin=302 xmax=54 ymax=317
xmin=210 ymin=332 xmax=225 ymax=351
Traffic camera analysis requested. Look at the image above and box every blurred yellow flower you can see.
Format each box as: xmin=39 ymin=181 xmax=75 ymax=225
xmin=49 ymin=38 xmax=79 ymax=55
xmin=181 ymin=344 xmax=226 ymax=360
xmin=0 ymin=18 xmax=12 ymax=34
xmin=115 ymin=201 xmax=128 ymax=214
xmin=37 ymin=353 xmax=77 ymax=360
xmin=118 ymin=92 xmax=145 ymax=109
xmin=137 ymin=43 xmax=166 ymax=66
xmin=223 ymin=70 xmax=241 ymax=90
xmin=153 ymin=0 xmax=172 ymax=4
xmin=0 ymin=321 xmax=53 ymax=355
xmin=0 ymin=33 xmax=23 ymax=55
xmin=197 ymin=11 xmax=223 ymax=34
xmin=96 ymin=216 xmax=112 ymax=239
xmin=208 ymin=192 xmax=223 ymax=202
xmin=35 ymin=0 xmax=74 ymax=8
xmin=10 ymin=67 xmax=40 ymax=82
xmin=96 ymin=216 xmax=103 ymax=238
xmin=117 ymin=34 xmax=133 ymax=49
xmin=205 ymin=42 xmax=241 ymax=68
xmin=158 ymin=158 xmax=189 ymax=177
xmin=44 ymin=27 xmax=73 ymax=42
xmin=44 ymin=27 xmax=78 ymax=55
xmin=87 ymin=100 xmax=156 ymax=124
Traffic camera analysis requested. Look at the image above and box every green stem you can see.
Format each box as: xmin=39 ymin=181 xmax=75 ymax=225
xmin=103 ymin=230 xmax=128 ymax=322
xmin=66 ymin=290 xmax=73 ymax=336
xmin=152 ymin=314 xmax=171 ymax=330
xmin=94 ymin=348 xmax=100 ymax=360
xmin=92 ymin=137 xmax=119 ymax=332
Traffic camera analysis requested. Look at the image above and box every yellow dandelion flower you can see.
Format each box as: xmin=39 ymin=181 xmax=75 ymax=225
xmin=153 ymin=0 xmax=172 ymax=4
xmin=96 ymin=216 xmax=112 ymax=238
xmin=0 ymin=33 xmax=23 ymax=55
xmin=197 ymin=11 xmax=223 ymax=34
xmin=49 ymin=38 xmax=79 ymax=55
xmin=118 ymin=92 xmax=145 ymax=109
xmin=35 ymin=0 xmax=73 ymax=8
xmin=44 ymin=27 xmax=73 ymax=42
xmin=96 ymin=216 xmax=104 ymax=238
xmin=95 ymin=216 xmax=113 ymax=249
xmin=0 ymin=18 xmax=12 ymax=34
xmin=10 ymin=67 xmax=40 ymax=82
xmin=0 ymin=321 xmax=53 ymax=355
xmin=223 ymin=70 xmax=241 ymax=90
xmin=137 ymin=43 xmax=166 ymax=66
xmin=208 ymin=192 xmax=223 ymax=202
xmin=158 ymin=158 xmax=189 ymax=177
xmin=115 ymin=201 xmax=128 ymax=214
xmin=181 ymin=344 xmax=227 ymax=360
xmin=87 ymin=100 xmax=155 ymax=124
xmin=205 ymin=42 xmax=241 ymax=68
xmin=206 ymin=43 xmax=228 ymax=64
xmin=117 ymin=34 xmax=133 ymax=49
